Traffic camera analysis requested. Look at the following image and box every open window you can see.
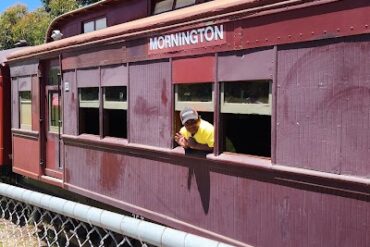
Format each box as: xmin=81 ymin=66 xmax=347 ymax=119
xmin=218 ymin=48 xmax=275 ymax=158
xmin=172 ymin=55 xmax=215 ymax=143
xmin=79 ymin=87 xmax=99 ymax=135
xmin=221 ymin=81 xmax=271 ymax=157
xmin=103 ymin=86 xmax=127 ymax=138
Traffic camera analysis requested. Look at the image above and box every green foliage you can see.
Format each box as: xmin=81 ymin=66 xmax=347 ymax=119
xmin=48 ymin=0 xmax=78 ymax=18
xmin=0 ymin=0 xmax=103 ymax=49
xmin=0 ymin=4 xmax=28 ymax=49
xmin=12 ymin=8 xmax=51 ymax=46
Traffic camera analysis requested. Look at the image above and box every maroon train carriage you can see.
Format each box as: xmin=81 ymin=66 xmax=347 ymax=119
xmin=0 ymin=48 xmax=24 ymax=171
xmin=4 ymin=0 xmax=370 ymax=246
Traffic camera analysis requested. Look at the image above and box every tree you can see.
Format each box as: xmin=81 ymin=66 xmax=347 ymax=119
xmin=12 ymin=8 xmax=51 ymax=46
xmin=42 ymin=0 xmax=100 ymax=12
xmin=48 ymin=0 xmax=78 ymax=17
xmin=0 ymin=4 xmax=28 ymax=49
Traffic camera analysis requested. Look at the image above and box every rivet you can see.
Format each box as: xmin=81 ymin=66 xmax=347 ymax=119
xmin=277 ymin=36 xmax=281 ymax=40
xmin=323 ymin=30 xmax=327 ymax=34
xmin=311 ymin=31 xmax=315 ymax=35
xmin=336 ymin=28 xmax=340 ymax=32
xmin=265 ymin=38 xmax=268 ymax=42
xmin=350 ymin=26 xmax=354 ymax=30
xmin=288 ymin=35 xmax=292 ymax=38
xmin=365 ymin=24 xmax=368 ymax=29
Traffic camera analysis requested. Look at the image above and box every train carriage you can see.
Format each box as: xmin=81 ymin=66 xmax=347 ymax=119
xmin=5 ymin=0 xmax=370 ymax=246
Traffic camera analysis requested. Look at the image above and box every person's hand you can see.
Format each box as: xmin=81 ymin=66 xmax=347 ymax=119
xmin=175 ymin=133 xmax=188 ymax=148
xmin=187 ymin=137 xmax=198 ymax=149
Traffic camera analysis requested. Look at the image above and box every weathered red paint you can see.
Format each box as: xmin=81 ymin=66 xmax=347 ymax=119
xmin=172 ymin=55 xmax=215 ymax=84
xmin=13 ymin=135 xmax=40 ymax=178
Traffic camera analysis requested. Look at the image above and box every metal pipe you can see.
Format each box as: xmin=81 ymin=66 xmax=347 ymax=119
xmin=0 ymin=182 xmax=238 ymax=247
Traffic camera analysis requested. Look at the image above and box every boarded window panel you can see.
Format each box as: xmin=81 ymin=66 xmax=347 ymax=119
xmin=63 ymin=71 xmax=77 ymax=135
xmin=77 ymin=68 xmax=99 ymax=88
xmin=10 ymin=60 xmax=38 ymax=77
xmin=129 ymin=60 xmax=171 ymax=148
xmin=172 ymin=56 xmax=215 ymax=84
xmin=18 ymin=76 xmax=32 ymax=91
xmin=101 ymin=64 xmax=128 ymax=86
xmin=218 ymin=48 xmax=275 ymax=81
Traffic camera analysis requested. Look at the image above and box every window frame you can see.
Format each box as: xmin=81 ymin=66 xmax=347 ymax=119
xmin=103 ymin=86 xmax=128 ymax=110
xmin=174 ymin=83 xmax=214 ymax=112
xmin=19 ymin=91 xmax=32 ymax=130
xmin=48 ymin=90 xmax=61 ymax=133
xmin=82 ymin=16 xmax=107 ymax=33
xmin=79 ymin=87 xmax=100 ymax=108
xmin=220 ymin=80 xmax=272 ymax=115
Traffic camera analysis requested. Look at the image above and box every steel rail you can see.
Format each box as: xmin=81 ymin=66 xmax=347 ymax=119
xmin=0 ymin=182 xmax=237 ymax=247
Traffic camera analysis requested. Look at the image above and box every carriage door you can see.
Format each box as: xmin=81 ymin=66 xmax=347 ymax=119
xmin=42 ymin=59 xmax=62 ymax=180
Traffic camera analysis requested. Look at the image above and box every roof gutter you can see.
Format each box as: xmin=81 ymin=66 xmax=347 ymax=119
xmin=8 ymin=0 xmax=341 ymax=62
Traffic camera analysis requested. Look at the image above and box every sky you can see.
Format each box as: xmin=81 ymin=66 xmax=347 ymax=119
xmin=0 ymin=0 xmax=42 ymax=13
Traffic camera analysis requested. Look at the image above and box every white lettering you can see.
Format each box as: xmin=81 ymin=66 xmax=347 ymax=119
xmin=149 ymin=37 xmax=158 ymax=50
xmin=171 ymin=33 xmax=179 ymax=47
xmin=149 ymin=25 xmax=225 ymax=51
xmin=214 ymin=25 xmax=224 ymax=40
xmin=190 ymin=30 xmax=198 ymax=44
xmin=182 ymin=31 xmax=191 ymax=45
xmin=204 ymin=26 xmax=214 ymax=41
xmin=197 ymin=28 xmax=205 ymax=43
xmin=157 ymin=36 xmax=165 ymax=49
xmin=165 ymin=35 xmax=171 ymax=48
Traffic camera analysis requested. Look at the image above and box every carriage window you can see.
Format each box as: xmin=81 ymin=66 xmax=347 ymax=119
xmin=83 ymin=17 xmax=107 ymax=33
xmin=49 ymin=92 xmax=60 ymax=133
xmin=174 ymin=83 xmax=214 ymax=146
xmin=152 ymin=0 xmax=203 ymax=14
xmin=95 ymin=17 xmax=107 ymax=30
xmin=48 ymin=66 xmax=59 ymax=85
xmin=79 ymin=88 xmax=99 ymax=135
xmin=175 ymin=83 xmax=213 ymax=112
xmin=153 ymin=0 xmax=174 ymax=14
xmin=221 ymin=81 xmax=271 ymax=157
xmin=175 ymin=0 xmax=196 ymax=9
xmin=103 ymin=86 xmax=127 ymax=138
xmin=19 ymin=91 xmax=32 ymax=130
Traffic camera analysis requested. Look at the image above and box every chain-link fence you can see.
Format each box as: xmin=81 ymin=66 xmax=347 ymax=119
xmin=0 ymin=196 xmax=149 ymax=247
xmin=0 ymin=183 xmax=235 ymax=247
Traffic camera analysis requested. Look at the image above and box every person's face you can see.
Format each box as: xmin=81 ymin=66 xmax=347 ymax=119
xmin=184 ymin=118 xmax=200 ymax=135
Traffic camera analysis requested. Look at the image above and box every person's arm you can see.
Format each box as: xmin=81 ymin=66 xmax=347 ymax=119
xmin=187 ymin=137 xmax=213 ymax=151
xmin=174 ymin=132 xmax=189 ymax=148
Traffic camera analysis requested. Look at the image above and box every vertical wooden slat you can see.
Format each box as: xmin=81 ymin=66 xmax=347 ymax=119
xmin=11 ymin=78 xmax=19 ymax=129
xmin=276 ymin=37 xmax=370 ymax=177
xmin=62 ymin=71 xmax=78 ymax=135
xmin=129 ymin=60 xmax=171 ymax=148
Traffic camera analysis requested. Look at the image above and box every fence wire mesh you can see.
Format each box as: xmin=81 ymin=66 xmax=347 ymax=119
xmin=0 ymin=196 xmax=151 ymax=247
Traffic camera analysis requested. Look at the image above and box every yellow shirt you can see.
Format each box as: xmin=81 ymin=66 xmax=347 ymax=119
xmin=180 ymin=119 xmax=214 ymax=148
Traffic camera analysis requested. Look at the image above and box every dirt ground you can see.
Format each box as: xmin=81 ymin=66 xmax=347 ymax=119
xmin=0 ymin=219 xmax=39 ymax=247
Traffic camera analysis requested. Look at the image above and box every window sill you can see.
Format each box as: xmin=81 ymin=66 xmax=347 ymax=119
xmin=207 ymin=152 xmax=272 ymax=169
xmin=12 ymin=128 xmax=39 ymax=139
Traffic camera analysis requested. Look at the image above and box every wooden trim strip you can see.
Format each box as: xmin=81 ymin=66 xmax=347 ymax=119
xmin=61 ymin=134 xmax=370 ymax=195
xmin=12 ymin=129 xmax=39 ymax=140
